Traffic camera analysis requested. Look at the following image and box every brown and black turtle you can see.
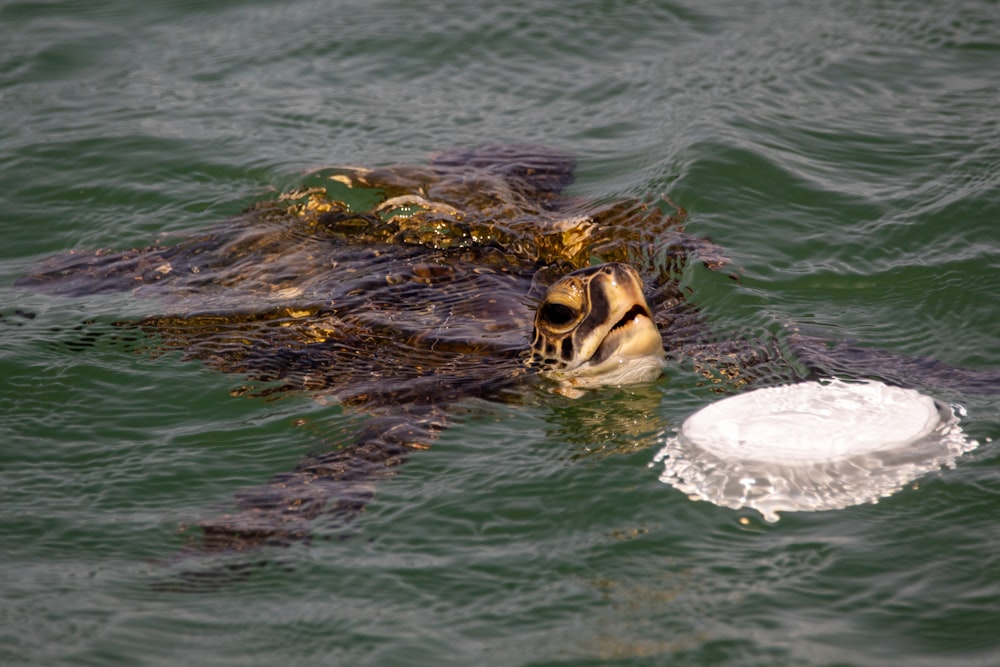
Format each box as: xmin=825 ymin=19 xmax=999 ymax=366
xmin=15 ymin=145 xmax=998 ymax=552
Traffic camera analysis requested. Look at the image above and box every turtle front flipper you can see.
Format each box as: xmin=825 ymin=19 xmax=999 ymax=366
xmin=189 ymin=408 xmax=445 ymax=552
xmin=788 ymin=333 xmax=1000 ymax=396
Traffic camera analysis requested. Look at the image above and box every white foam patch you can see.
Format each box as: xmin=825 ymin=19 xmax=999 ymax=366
xmin=652 ymin=379 xmax=978 ymax=522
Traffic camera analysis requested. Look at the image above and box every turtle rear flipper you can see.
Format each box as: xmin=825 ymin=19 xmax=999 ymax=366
xmin=13 ymin=243 xmax=199 ymax=296
xmin=431 ymin=144 xmax=577 ymax=196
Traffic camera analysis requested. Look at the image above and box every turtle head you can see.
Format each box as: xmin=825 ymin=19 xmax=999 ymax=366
xmin=530 ymin=262 xmax=665 ymax=390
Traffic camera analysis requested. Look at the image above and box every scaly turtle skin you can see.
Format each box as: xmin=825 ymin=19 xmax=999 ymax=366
xmin=530 ymin=263 xmax=666 ymax=391
xmin=17 ymin=145 xmax=997 ymax=551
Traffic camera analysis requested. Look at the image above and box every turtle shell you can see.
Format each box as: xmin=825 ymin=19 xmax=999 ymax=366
xmin=17 ymin=145 xmax=719 ymax=552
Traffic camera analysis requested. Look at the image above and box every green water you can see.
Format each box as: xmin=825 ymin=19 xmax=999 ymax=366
xmin=2 ymin=1 xmax=999 ymax=665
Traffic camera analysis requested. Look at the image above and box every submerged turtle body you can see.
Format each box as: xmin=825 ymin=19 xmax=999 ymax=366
xmin=20 ymin=145 xmax=729 ymax=549
xmin=19 ymin=145 xmax=997 ymax=551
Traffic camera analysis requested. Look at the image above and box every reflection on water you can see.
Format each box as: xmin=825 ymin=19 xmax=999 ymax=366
xmin=539 ymin=384 xmax=668 ymax=459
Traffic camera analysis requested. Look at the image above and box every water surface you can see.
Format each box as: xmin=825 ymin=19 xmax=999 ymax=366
xmin=2 ymin=1 xmax=999 ymax=665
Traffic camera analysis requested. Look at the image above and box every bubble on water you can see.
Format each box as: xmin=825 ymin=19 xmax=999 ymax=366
xmin=653 ymin=379 xmax=978 ymax=522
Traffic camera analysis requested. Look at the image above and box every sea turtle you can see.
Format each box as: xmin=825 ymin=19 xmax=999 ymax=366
xmin=16 ymin=145 xmax=997 ymax=551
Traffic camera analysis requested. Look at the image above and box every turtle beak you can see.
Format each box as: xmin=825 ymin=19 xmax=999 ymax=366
xmin=589 ymin=302 xmax=661 ymax=370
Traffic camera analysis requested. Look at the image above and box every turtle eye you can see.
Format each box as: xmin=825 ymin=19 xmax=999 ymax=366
xmin=540 ymin=302 xmax=576 ymax=327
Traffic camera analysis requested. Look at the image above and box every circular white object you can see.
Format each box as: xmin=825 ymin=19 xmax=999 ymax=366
xmin=652 ymin=379 xmax=977 ymax=521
